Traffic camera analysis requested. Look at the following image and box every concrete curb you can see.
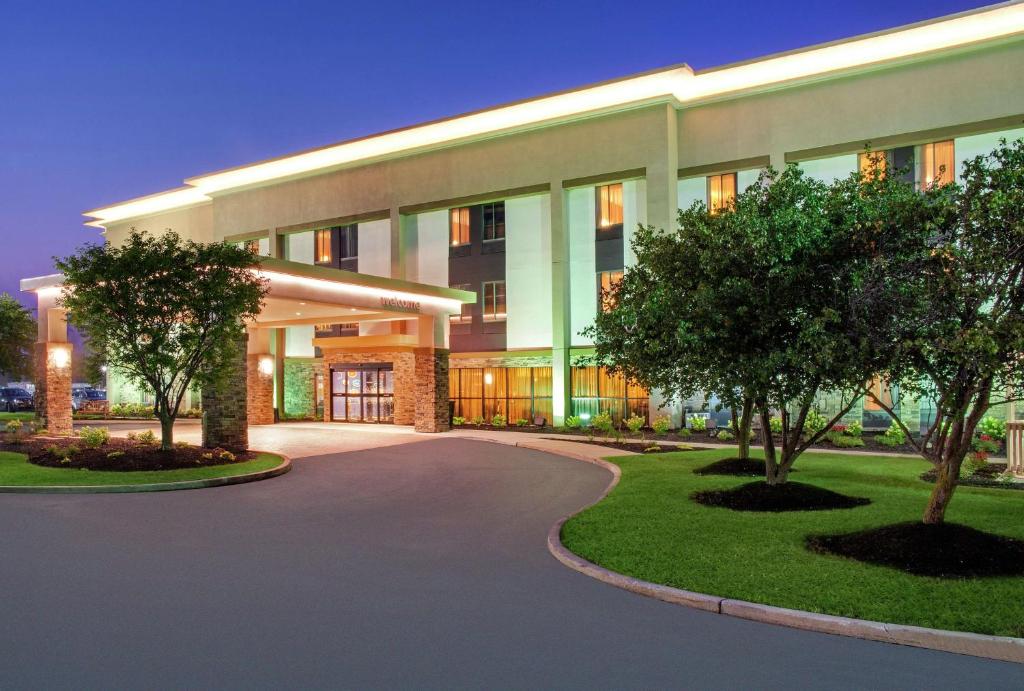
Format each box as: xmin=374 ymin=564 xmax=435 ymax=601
xmin=0 ymin=452 xmax=291 ymax=494
xmin=463 ymin=437 xmax=1024 ymax=664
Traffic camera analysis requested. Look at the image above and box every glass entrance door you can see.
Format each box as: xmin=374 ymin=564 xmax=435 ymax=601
xmin=330 ymin=365 xmax=394 ymax=423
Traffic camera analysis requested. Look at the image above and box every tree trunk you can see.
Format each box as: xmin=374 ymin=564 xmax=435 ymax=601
xmin=758 ymin=406 xmax=783 ymax=485
xmin=923 ymin=459 xmax=959 ymax=525
xmin=159 ymin=415 xmax=175 ymax=451
xmin=737 ymin=398 xmax=754 ymax=460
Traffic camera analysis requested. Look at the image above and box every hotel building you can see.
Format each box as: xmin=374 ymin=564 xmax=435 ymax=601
xmin=22 ymin=1 xmax=1024 ymax=438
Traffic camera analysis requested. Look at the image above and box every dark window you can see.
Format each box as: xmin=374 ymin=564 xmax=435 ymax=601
xmin=482 ymin=202 xmax=505 ymax=242
xmin=449 ymin=283 xmax=473 ymax=323
xmin=338 ymin=225 xmax=358 ymax=260
xmin=482 ymin=281 xmax=506 ymax=321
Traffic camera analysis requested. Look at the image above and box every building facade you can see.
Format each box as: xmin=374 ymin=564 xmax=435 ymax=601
xmin=59 ymin=3 xmax=1024 ymax=431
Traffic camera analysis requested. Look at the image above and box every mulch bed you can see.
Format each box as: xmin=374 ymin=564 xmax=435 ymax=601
xmin=806 ymin=522 xmax=1024 ymax=578
xmin=920 ymin=463 xmax=1023 ymax=491
xmin=692 ymin=481 xmax=871 ymax=512
xmin=692 ymin=457 xmax=799 ymax=477
xmin=0 ymin=435 xmax=253 ymax=472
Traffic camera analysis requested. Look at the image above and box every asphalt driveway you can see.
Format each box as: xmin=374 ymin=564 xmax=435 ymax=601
xmin=1 ymin=438 xmax=1021 ymax=689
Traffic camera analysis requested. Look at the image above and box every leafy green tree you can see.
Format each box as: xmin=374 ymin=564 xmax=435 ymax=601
xmin=0 ymin=293 xmax=36 ymax=381
xmin=855 ymin=139 xmax=1024 ymax=524
xmin=56 ymin=230 xmax=268 ymax=450
xmin=589 ymin=166 xmax=878 ymax=483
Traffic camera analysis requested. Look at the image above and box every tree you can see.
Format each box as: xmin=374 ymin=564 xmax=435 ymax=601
xmin=588 ymin=166 xmax=878 ymax=483
xmin=56 ymin=230 xmax=268 ymax=450
xmin=0 ymin=293 xmax=36 ymax=381
xmin=855 ymin=138 xmax=1024 ymax=524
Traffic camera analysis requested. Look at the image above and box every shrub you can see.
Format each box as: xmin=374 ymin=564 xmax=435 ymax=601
xmin=977 ymin=416 xmax=1007 ymax=441
xmin=564 ymin=415 xmax=582 ymax=430
xmin=133 ymin=430 xmax=157 ymax=446
xmin=470 ymin=415 xmax=485 ymax=427
xmin=716 ymin=429 xmax=734 ymax=441
xmin=803 ymin=409 xmax=828 ymax=437
xmin=652 ymin=416 xmax=671 ymax=435
xmin=218 ymin=450 xmax=236 ymax=463
xmin=78 ymin=426 xmax=110 ymax=449
xmin=826 ymin=430 xmax=865 ymax=448
xmin=106 ymin=450 xmax=125 ymax=459
xmin=491 ymin=414 xmax=507 ymax=427
xmin=5 ymin=419 xmax=23 ymax=435
xmin=592 ymin=412 xmax=615 ymax=436
xmin=961 ymin=453 xmax=990 ymax=479
xmin=769 ymin=416 xmax=783 ymax=435
xmin=625 ymin=415 xmax=645 ymax=436
xmin=687 ymin=416 xmax=707 ymax=432
xmin=878 ymin=419 xmax=906 ymax=446
xmin=515 ymin=418 xmax=529 ymax=427
xmin=201 ymin=452 xmax=214 ymax=461
xmin=972 ymin=435 xmax=1000 ymax=455
xmin=844 ymin=420 xmax=863 ymax=437
xmin=452 ymin=416 xmax=466 ymax=426
xmin=47 ymin=444 xmax=79 ymax=463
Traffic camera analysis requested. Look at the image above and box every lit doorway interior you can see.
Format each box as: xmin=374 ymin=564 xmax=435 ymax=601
xmin=330 ymin=364 xmax=395 ymax=423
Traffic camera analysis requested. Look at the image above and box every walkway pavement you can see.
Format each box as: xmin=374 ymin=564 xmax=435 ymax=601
xmin=1 ymin=436 xmax=1021 ymax=688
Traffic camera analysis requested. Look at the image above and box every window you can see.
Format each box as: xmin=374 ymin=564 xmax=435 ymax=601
xmin=314 ymin=323 xmax=332 ymax=332
xmin=450 ymin=207 xmax=470 ymax=246
xmin=596 ymin=183 xmax=624 ymax=229
xmin=338 ymin=225 xmax=358 ymax=260
xmin=315 ymin=229 xmax=332 ymax=263
xmin=708 ymin=173 xmax=737 ymax=214
xmin=864 ymin=376 xmax=894 ymax=411
xmin=482 ymin=280 xmax=506 ymax=321
xmin=449 ymin=283 xmax=473 ymax=323
xmin=449 ymin=366 xmax=553 ymax=423
xmin=920 ymin=140 xmax=955 ymax=188
xmin=571 ymin=366 xmax=649 ymax=423
xmin=482 ymin=202 xmax=505 ymax=242
xmin=858 ymin=151 xmax=888 ymax=180
xmin=597 ymin=270 xmax=623 ymax=312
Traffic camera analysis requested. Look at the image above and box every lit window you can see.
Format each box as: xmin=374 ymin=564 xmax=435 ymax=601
xmin=315 ymin=229 xmax=332 ymax=263
xmin=315 ymin=323 xmax=332 ymax=333
xmin=920 ymin=140 xmax=955 ymax=188
xmin=483 ymin=202 xmax=505 ymax=242
xmin=482 ymin=281 xmax=506 ymax=321
xmin=596 ymin=183 xmax=623 ymax=229
xmin=864 ymin=376 xmax=894 ymax=411
xmin=858 ymin=151 xmax=888 ymax=180
xmin=597 ymin=270 xmax=624 ymax=312
xmin=449 ymin=283 xmax=473 ymax=323
xmin=450 ymin=207 xmax=470 ymax=246
xmin=338 ymin=225 xmax=358 ymax=260
xmin=708 ymin=173 xmax=737 ymax=214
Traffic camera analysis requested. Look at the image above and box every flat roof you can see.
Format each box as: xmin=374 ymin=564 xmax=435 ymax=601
xmin=84 ymin=1 xmax=1024 ymax=227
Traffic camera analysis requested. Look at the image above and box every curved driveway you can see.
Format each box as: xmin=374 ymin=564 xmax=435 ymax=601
xmin=2 ymin=438 xmax=1022 ymax=688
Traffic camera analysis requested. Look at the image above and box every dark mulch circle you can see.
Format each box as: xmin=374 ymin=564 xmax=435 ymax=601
xmin=806 ymin=522 xmax=1024 ymax=578
xmin=692 ymin=481 xmax=871 ymax=512
xmin=2 ymin=436 xmax=253 ymax=472
xmin=693 ymin=457 xmax=796 ymax=477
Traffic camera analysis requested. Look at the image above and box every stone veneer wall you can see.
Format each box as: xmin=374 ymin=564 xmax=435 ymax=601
xmin=283 ymin=358 xmax=320 ymax=419
xmin=414 ymin=349 xmax=449 ymax=433
xmin=34 ymin=342 xmax=73 ymax=435
xmin=449 ymin=353 xmax=552 ymax=369
xmin=202 ymin=332 xmax=248 ymax=449
xmin=320 ymin=349 xmax=416 ymax=425
xmin=246 ymin=354 xmax=275 ymax=426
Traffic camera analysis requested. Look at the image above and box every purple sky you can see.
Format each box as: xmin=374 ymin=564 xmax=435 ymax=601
xmin=0 ymin=0 xmax=988 ymax=309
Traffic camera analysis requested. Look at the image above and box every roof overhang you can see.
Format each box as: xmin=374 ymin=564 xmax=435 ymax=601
xmin=83 ymin=1 xmax=1024 ymax=227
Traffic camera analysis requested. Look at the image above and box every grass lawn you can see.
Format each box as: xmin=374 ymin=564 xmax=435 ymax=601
xmin=0 ymin=412 xmax=35 ymax=422
xmin=560 ymin=448 xmax=1024 ymax=637
xmin=0 ymin=451 xmax=282 ymax=486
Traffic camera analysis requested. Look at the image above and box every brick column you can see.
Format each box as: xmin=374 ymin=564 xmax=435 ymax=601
xmin=414 ymin=348 xmax=449 ymax=433
xmin=247 ymin=354 xmax=275 ymax=425
xmin=34 ymin=342 xmax=73 ymax=435
xmin=202 ymin=331 xmax=249 ymax=449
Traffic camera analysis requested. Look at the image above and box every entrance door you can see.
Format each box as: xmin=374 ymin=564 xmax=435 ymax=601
xmin=330 ymin=364 xmax=394 ymax=423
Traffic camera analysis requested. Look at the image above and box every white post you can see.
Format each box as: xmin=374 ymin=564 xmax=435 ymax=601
xmin=1007 ymin=421 xmax=1024 ymax=476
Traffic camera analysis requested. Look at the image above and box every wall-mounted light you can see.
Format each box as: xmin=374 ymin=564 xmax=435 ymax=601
xmin=258 ymin=356 xmax=274 ymax=376
xmin=483 ymin=372 xmax=493 ymax=385
xmin=49 ymin=346 xmax=70 ymax=369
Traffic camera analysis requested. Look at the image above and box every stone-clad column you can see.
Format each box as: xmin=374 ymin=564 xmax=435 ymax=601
xmin=202 ymin=330 xmax=249 ymax=449
xmin=414 ymin=348 xmax=450 ymax=433
xmin=246 ymin=327 xmax=275 ymax=426
xmin=35 ymin=342 xmax=73 ymax=435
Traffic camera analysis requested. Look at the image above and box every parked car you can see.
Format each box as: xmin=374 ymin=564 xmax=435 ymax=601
xmin=0 ymin=387 xmax=34 ymax=413
xmin=72 ymin=388 xmax=107 ymax=412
